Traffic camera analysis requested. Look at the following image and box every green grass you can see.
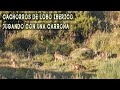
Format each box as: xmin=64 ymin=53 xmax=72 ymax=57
xmin=92 ymin=59 xmax=120 ymax=79
xmin=0 ymin=49 xmax=120 ymax=79
xmin=1 ymin=28 xmax=120 ymax=79
xmin=88 ymin=29 xmax=120 ymax=54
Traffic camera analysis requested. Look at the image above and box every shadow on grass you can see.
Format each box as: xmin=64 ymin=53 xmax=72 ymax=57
xmin=0 ymin=66 xmax=97 ymax=79
xmin=88 ymin=69 xmax=98 ymax=72
xmin=79 ymin=69 xmax=98 ymax=79
xmin=0 ymin=66 xmax=36 ymax=79
xmin=78 ymin=72 xmax=96 ymax=79
xmin=0 ymin=66 xmax=74 ymax=79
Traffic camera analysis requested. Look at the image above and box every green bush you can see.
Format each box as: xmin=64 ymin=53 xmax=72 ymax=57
xmin=54 ymin=44 xmax=72 ymax=55
xmin=71 ymin=11 xmax=97 ymax=38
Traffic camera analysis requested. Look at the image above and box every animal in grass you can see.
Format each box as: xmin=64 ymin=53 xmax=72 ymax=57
xmin=54 ymin=51 xmax=64 ymax=62
xmin=71 ymin=64 xmax=86 ymax=72
xmin=32 ymin=62 xmax=44 ymax=68
xmin=94 ymin=51 xmax=112 ymax=61
xmin=10 ymin=56 xmax=20 ymax=68
xmin=100 ymin=51 xmax=109 ymax=60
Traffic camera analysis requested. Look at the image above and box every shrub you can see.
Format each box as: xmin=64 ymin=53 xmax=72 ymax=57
xmin=54 ymin=44 xmax=72 ymax=56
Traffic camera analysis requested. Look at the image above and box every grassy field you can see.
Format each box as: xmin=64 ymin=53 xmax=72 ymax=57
xmin=0 ymin=52 xmax=120 ymax=79
xmin=0 ymin=42 xmax=120 ymax=79
xmin=0 ymin=28 xmax=120 ymax=79
xmin=0 ymin=11 xmax=119 ymax=79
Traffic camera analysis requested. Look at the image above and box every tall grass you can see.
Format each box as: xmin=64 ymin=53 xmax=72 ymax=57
xmin=93 ymin=59 xmax=120 ymax=79
xmin=88 ymin=29 xmax=120 ymax=54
